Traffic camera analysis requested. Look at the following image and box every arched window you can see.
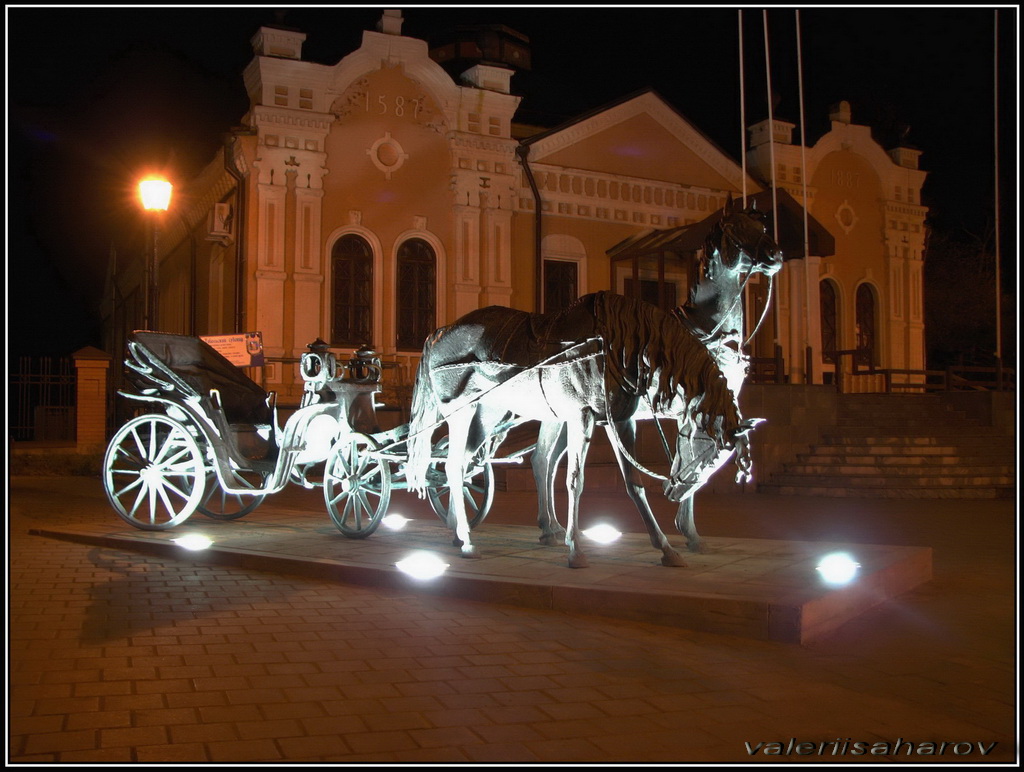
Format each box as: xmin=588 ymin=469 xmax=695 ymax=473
xmin=396 ymin=238 xmax=436 ymax=350
xmin=543 ymin=259 xmax=578 ymax=313
xmin=820 ymin=280 xmax=838 ymax=364
xmin=542 ymin=234 xmax=586 ymax=313
xmin=332 ymin=235 xmax=373 ymax=346
xmin=855 ymin=283 xmax=877 ymax=366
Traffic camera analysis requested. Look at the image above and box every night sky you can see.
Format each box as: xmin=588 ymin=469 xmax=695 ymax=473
xmin=7 ymin=5 xmax=1018 ymax=359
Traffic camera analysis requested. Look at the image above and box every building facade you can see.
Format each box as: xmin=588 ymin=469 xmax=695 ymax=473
xmin=103 ymin=10 xmax=928 ymax=409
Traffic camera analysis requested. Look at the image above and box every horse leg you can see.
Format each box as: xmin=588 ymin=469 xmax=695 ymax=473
xmin=563 ymin=411 xmax=594 ymax=569
xmin=606 ymin=420 xmax=686 ymax=567
xmin=672 ymin=443 xmax=735 ymax=553
xmin=532 ymin=421 xmax=567 ymax=545
xmin=443 ymin=408 xmax=479 ymax=558
xmin=675 ymin=495 xmax=710 ymax=554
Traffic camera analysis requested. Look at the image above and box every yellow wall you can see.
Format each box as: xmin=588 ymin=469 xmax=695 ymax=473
xmin=321 ymin=65 xmax=454 ymax=346
xmin=811 ymin=150 xmax=886 ymax=354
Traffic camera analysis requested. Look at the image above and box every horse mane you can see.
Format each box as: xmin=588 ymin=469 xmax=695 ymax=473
xmin=593 ymin=291 xmax=740 ymax=444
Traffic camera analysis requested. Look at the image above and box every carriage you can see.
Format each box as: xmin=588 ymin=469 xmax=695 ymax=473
xmin=101 ymin=331 xmax=526 ymax=535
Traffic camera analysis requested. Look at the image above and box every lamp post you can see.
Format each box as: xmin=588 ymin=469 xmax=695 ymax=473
xmin=138 ymin=177 xmax=173 ymax=330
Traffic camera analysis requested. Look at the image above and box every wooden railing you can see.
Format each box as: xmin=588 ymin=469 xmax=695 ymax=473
xmin=828 ymin=349 xmax=1015 ymax=393
xmin=748 ymin=345 xmax=786 ymax=384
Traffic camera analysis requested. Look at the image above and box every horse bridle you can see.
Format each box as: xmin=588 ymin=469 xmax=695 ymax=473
xmin=688 ymin=260 xmax=775 ymax=348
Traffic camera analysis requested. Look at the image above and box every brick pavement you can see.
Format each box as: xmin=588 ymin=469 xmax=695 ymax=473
xmin=7 ymin=475 xmax=1018 ymax=764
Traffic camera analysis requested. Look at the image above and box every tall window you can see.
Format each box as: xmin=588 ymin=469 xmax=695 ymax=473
xmin=396 ymin=238 xmax=436 ymax=350
xmin=543 ymin=259 xmax=578 ymax=313
xmin=332 ymin=235 xmax=373 ymax=346
xmin=820 ymin=280 xmax=838 ymax=364
xmin=855 ymin=283 xmax=877 ymax=366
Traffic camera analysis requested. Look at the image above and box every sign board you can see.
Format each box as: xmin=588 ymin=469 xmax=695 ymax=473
xmin=200 ymin=332 xmax=265 ymax=367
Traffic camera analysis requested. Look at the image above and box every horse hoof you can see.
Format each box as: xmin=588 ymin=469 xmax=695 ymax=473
xmin=538 ymin=533 xmax=560 ymax=546
xmin=460 ymin=546 xmax=482 ymax=560
xmin=687 ymin=540 xmax=711 ymax=554
xmin=568 ymin=554 xmax=589 ymax=569
xmin=661 ymin=550 xmax=687 ymax=567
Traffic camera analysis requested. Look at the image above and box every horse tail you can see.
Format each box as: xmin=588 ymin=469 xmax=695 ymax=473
xmin=405 ymin=337 xmax=442 ymax=498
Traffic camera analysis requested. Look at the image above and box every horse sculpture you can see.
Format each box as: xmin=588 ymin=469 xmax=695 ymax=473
xmin=529 ymin=198 xmax=782 ymax=558
xmin=404 ymin=281 xmax=766 ymax=567
xmin=669 ymin=200 xmax=782 ymax=550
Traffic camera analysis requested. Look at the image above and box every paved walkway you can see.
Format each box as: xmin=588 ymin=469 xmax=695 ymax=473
xmin=7 ymin=475 xmax=1017 ymax=764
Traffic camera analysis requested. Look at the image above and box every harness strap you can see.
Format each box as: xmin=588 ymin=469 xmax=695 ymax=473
xmin=743 ymin=272 xmax=774 ymax=347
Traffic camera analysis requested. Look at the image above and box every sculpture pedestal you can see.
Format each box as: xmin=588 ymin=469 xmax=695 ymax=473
xmin=32 ymin=516 xmax=931 ymax=645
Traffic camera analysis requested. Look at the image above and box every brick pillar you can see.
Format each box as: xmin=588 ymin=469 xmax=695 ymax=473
xmin=73 ymin=346 xmax=112 ymax=452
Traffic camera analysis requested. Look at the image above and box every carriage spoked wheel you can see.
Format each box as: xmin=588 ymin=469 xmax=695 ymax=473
xmin=426 ymin=437 xmax=495 ymax=530
xmin=195 ymin=468 xmax=269 ymax=520
xmin=103 ymin=414 xmax=207 ymax=531
xmin=324 ymin=432 xmax=392 ymax=538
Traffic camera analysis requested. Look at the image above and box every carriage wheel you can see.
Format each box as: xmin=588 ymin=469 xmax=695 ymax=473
xmin=103 ymin=414 xmax=206 ymax=531
xmin=426 ymin=437 xmax=495 ymax=529
xmin=324 ymin=433 xmax=392 ymax=538
xmin=195 ymin=468 xmax=269 ymax=520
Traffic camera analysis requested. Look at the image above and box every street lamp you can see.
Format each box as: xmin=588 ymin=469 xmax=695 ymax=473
xmin=138 ymin=177 xmax=173 ymax=330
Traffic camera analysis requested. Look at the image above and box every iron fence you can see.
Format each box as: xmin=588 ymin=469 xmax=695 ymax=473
xmin=9 ymin=356 xmax=77 ymax=442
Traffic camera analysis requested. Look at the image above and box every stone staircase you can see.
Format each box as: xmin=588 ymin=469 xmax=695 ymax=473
xmin=759 ymin=394 xmax=1016 ymax=499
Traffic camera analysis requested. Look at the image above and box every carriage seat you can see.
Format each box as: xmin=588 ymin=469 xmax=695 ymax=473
xmin=129 ymin=332 xmax=272 ymax=427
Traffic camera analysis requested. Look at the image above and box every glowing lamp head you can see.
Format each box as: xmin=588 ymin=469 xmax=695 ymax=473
xmin=173 ymin=534 xmax=213 ymax=551
xmin=139 ymin=178 xmax=173 ymax=211
xmin=382 ymin=514 xmax=411 ymax=531
xmin=583 ymin=524 xmax=622 ymax=544
xmin=395 ymin=551 xmax=449 ymax=581
xmin=816 ymin=552 xmax=860 ymax=586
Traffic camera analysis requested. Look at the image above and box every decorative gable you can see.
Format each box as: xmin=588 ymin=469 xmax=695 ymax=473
xmin=525 ymin=91 xmax=752 ymax=192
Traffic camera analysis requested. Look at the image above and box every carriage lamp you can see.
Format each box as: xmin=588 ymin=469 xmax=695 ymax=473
xmin=583 ymin=524 xmax=622 ymax=544
xmin=138 ymin=177 xmax=173 ymax=331
xmin=173 ymin=534 xmax=213 ymax=551
xmin=816 ymin=552 xmax=860 ymax=585
xmin=395 ymin=551 xmax=449 ymax=580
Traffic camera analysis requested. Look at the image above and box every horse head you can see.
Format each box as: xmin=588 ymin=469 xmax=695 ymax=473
xmin=699 ymin=195 xmax=783 ymax=283
xmin=682 ymin=196 xmax=783 ymax=344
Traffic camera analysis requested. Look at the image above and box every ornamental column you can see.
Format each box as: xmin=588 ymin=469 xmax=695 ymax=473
xmin=250 ymin=151 xmax=288 ymax=365
xmin=451 ymin=186 xmax=483 ymax=319
xmin=290 ymin=153 xmax=329 ymax=353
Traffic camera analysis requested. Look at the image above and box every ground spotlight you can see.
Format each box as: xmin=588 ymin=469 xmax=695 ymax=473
xmin=583 ymin=524 xmax=622 ymax=544
xmin=395 ymin=551 xmax=449 ymax=580
xmin=173 ymin=534 xmax=213 ymax=551
xmin=382 ymin=514 xmax=411 ymax=530
xmin=816 ymin=552 xmax=860 ymax=585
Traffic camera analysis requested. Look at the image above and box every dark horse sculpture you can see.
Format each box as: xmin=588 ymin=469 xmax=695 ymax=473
xmin=405 ymin=285 xmax=764 ymax=568
xmin=530 ymin=198 xmax=783 ymax=558
xmin=669 ymin=200 xmax=783 ymax=550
